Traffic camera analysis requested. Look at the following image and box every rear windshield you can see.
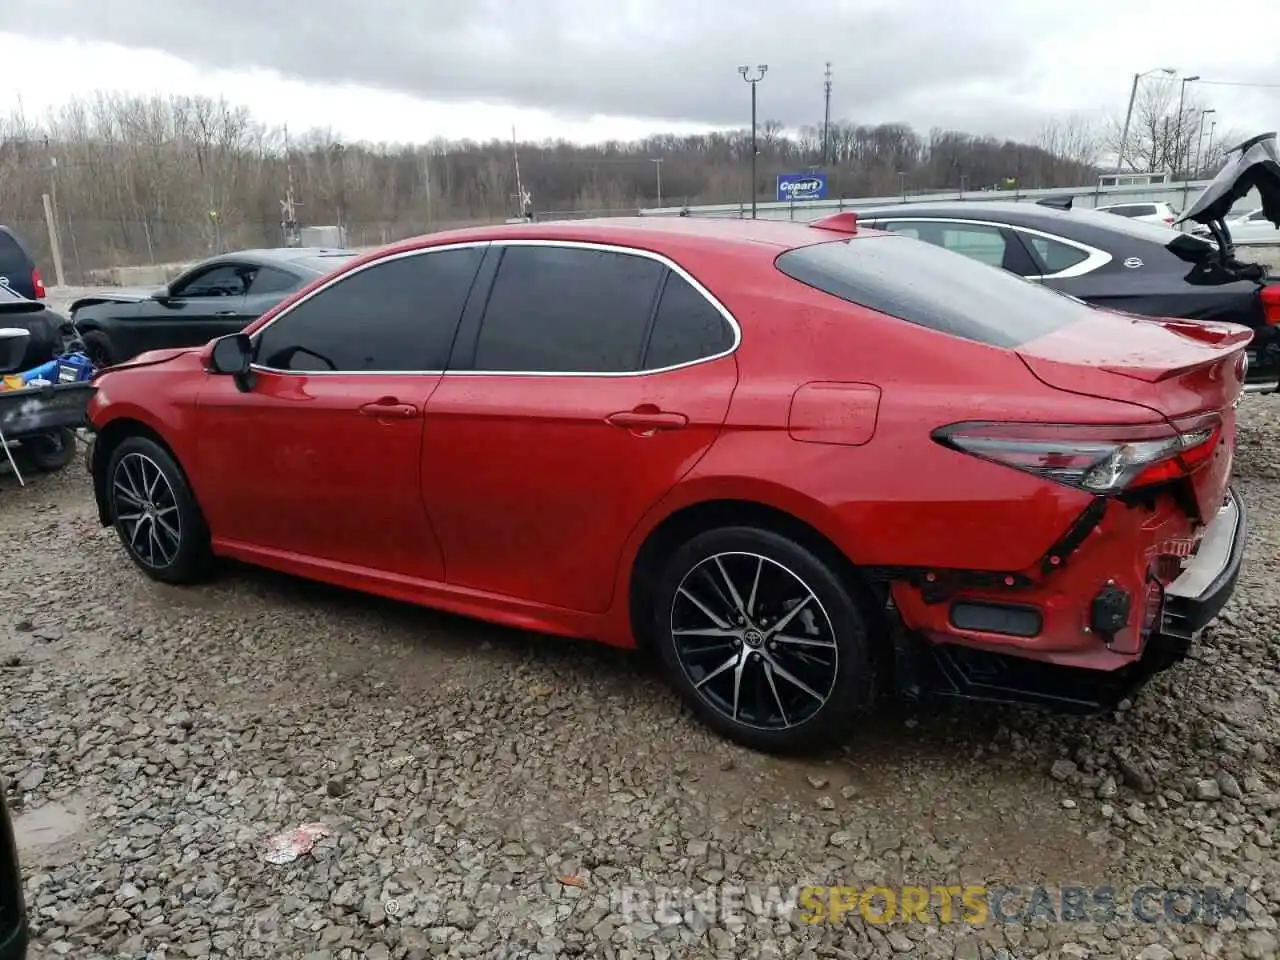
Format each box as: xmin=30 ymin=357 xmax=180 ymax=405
xmin=775 ymin=234 xmax=1094 ymax=348
xmin=1073 ymin=206 xmax=1207 ymax=244
xmin=295 ymin=253 xmax=357 ymax=275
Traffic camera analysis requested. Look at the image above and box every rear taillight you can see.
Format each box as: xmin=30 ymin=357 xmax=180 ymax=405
xmin=933 ymin=414 xmax=1222 ymax=494
xmin=1164 ymin=216 xmax=1175 ymax=224
xmin=1262 ymin=285 xmax=1280 ymax=325
xmin=31 ymin=267 xmax=45 ymax=299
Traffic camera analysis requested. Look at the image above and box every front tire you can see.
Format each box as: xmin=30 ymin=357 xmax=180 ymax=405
xmin=652 ymin=526 xmax=879 ymax=754
xmin=105 ymin=435 xmax=213 ymax=584
xmin=81 ymin=330 xmax=117 ymax=369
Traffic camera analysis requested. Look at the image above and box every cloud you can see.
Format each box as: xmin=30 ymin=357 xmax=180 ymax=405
xmin=11 ymin=0 xmax=1280 ymax=144
xmin=18 ymin=0 xmax=1064 ymax=130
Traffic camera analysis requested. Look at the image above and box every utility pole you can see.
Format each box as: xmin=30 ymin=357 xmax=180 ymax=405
xmin=280 ymin=123 xmax=301 ymax=246
xmin=1117 ymin=67 xmax=1175 ymax=174
xmin=649 ymin=158 xmax=663 ymax=208
xmin=822 ymin=62 xmax=832 ymax=167
xmin=738 ymin=64 xmax=768 ymax=219
xmin=1194 ymin=108 xmax=1216 ymax=178
xmin=424 ymin=150 xmax=433 ymax=224
xmin=1174 ymin=75 xmax=1200 ymax=176
xmin=43 ymin=145 xmax=65 ymax=287
xmin=511 ymin=126 xmax=531 ymax=219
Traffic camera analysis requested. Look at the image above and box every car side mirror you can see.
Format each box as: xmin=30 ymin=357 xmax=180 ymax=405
xmin=209 ymin=333 xmax=256 ymax=392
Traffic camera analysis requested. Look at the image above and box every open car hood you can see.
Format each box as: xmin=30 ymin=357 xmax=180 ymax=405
xmin=1175 ymin=132 xmax=1280 ymax=229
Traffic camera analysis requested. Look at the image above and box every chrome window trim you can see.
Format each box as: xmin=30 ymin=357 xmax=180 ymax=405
xmin=864 ymin=216 xmax=1112 ymax=281
xmin=246 ymin=238 xmax=742 ymax=379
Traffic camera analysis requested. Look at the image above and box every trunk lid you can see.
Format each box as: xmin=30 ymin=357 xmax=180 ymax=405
xmin=1017 ymin=309 xmax=1247 ymax=520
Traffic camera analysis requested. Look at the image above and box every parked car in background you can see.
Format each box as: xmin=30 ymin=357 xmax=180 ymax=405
xmin=0 ymin=226 xmax=46 ymax=301
xmin=0 ymin=283 xmax=70 ymax=370
xmin=84 ymin=214 xmax=1245 ymax=753
xmin=0 ymin=785 xmax=27 ymax=960
xmin=1225 ymin=206 xmax=1280 ymax=244
xmin=70 ymin=247 xmax=357 ymax=368
xmin=851 ymin=200 xmax=1280 ymax=393
xmin=1094 ymin=200 xmax=1179 ymax=226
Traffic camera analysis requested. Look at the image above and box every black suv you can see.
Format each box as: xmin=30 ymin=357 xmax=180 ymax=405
xmin=0 ymin=227 xmax=45 ymax=302
xmin=0 ymin=786 xmax=25 ymax=960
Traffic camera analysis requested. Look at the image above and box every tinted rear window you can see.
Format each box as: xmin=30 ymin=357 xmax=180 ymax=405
xmin=775 ymin=235 xmax=1093 ymax=348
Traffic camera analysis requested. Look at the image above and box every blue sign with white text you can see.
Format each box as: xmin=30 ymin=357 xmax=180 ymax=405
xmin=777 ymin=173 xmax=828 ymax=202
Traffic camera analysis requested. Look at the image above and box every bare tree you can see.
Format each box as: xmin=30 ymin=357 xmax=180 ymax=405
xmin=0 ymin=92 xmax=1112 ymax=281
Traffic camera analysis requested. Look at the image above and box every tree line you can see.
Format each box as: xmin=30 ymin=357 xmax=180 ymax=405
xmin=0 ymin=89 xmax=1231 ymax=284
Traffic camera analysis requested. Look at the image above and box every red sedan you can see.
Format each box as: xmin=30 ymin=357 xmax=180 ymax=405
xmin=84 ymin=214 xmax=1248 ymax=753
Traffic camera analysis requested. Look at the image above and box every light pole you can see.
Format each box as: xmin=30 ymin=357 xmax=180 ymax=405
xmin=649 ymin=158 xmax=663 ymax=208
xmin=1205 ymin=120 xmax=1218 ymax=172
xmin=1174 ymin=75 xmax=1200 ymax=176
xmin=739 ymin=64 xmax=767 ymax=218
xmin=1117 ymin=66 xmax=1175 ymax=173
xmin=1194 ymin=108 xmax=1216 ymax=177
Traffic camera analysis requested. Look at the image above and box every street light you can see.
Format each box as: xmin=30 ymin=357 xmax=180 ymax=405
xmin=1117 ymin=66 xmax=1176 ymax=173
xmin=1194 ymin=108 xmax=1216 ymax=177
xmin=739 ymin=64 xmax=767 ymax=219
xmin=1174 ymin=75 xmax=1201 ymax=176
xmin=649 ymin=158 xmax=663 ymax=208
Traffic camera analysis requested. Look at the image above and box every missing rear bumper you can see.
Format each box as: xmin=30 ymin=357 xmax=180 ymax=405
xmin=1160 ymin=488 xmax=1246 ymax=640
xmin=892 ymin=629 xmax=1194 ymax=715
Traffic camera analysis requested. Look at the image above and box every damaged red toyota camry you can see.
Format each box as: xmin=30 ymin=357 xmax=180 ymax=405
xmin=83 ymin=212 xmax=1247 ymax=753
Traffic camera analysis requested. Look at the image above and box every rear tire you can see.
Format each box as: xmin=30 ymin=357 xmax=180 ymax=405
xmin=651 ymin=525 xmax=879 ymax=754
xmin=81 ymin=330 xmax=116 ymax=369
xmin=21 ymin=428 xmax=76 ymax=473
xmin=105 ymin=435 xmax=213 ymax=585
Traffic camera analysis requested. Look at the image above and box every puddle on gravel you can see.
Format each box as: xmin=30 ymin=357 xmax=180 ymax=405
xmin=13 ymin=795 xmax=92 ymax=865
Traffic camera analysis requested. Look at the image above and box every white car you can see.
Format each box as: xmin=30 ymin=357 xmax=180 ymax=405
xmin=1093 ymin=201 xmax=1179 ymax=227
xmin=1225 ymin=207 xmax=1280 ymax=244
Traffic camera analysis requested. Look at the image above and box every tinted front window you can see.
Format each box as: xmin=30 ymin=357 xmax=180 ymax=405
xmin=474 ymin=246 xmax=664 ymax=372
xmin=775 ymin=235 xmax=1091 ymax=349
xmin=254 ymin=248 xmax=483 ymax=372
xmin=177 ymin=265 xmax=251 ymax=297
xmin=643 ymin=272 xmax=734 ymax=369
xmin=938 ymin=224 xmax=1006 ymax=266
xmin=248 ymin=266 xmax=300 ymax=295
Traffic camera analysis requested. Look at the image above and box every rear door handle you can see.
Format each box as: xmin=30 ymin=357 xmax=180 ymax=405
xmin=215 ymin=310 xmax=238 ymax=317
xmin=359 ymin=397 xmax=420 ymax=419
xmin=605 ymin=409 xmax=688 ymax=431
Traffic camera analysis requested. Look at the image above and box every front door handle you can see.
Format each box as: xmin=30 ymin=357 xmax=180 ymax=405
xmin=605 ymin=409 xmax=688 ymax=431
xmin=359 ymin=397 xmax=420 ymax=419
xmin=215 ymin=310 xmax=238 ymax=317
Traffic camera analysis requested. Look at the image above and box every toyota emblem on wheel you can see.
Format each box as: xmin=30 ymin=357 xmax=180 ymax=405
xmin=1123 ymin=257 xmax=1143 ymax=269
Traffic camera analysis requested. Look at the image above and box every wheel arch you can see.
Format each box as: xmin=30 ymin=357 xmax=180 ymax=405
xmin=623 ymin=485 xmax=882 ymax=653
xmin=90 ymin=415 xmax=181 ymax=526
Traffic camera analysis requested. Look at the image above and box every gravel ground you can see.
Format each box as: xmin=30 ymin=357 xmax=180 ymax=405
xmin=1 ymin=406 xmax=1279 ymax=960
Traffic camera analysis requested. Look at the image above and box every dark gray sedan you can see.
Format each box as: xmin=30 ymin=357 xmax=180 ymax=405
xmin=848 ymin=200 xmax=1280 ymax=392
xmin=70 ymin=247 xmax=357 ymax=367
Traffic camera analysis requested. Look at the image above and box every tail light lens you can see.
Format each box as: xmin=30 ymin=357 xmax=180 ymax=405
xmin=1164 ymin=216 xmax=1175 ymax=225
xmin=1262 ymin=285 xmax=1280 ymax=325
xmin=31 ymin=267 xmax=46 ymax=299
xmin=933 ymin=414 xmax=1222 ymax=494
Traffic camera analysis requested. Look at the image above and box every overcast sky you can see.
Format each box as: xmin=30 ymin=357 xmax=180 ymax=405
xmin=4 ymin=0 xmax=1279 ymax=146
